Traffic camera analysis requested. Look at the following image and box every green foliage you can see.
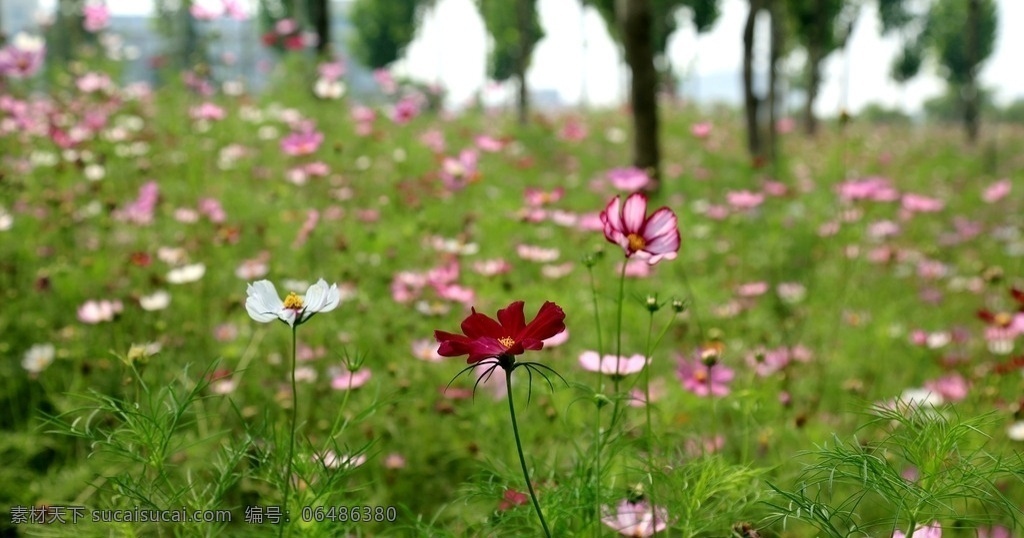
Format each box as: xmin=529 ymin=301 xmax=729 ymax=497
xmin=856 ymin=102 xmax=911 ymax=125
xmin=922 ymin=86 xmax=998 ymax=123
xmin=348 ymin=0 xmax=423 ymax=69
xmin=583 ymin=0 xmax=721 ymax=58
xmin=923 ymin=0 xmax=998 ymax=86
xmin=877 ymin=0 xmax=915 ymax=34
xmin=476 ymin=0 xmax=544 ymax=82
xmin=766 ymin=405 xmax=1023 ymax=537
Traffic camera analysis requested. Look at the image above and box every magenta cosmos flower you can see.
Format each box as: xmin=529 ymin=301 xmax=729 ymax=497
xmin=602 ymin=499 xmax=669 ymax=537
xmin=434 ymin=301 xmax=565 ymax=365
xmin=677 ymin=355 xmax=734 ymax=397
xmin=600 ymin=193 xmax=679 ymax=265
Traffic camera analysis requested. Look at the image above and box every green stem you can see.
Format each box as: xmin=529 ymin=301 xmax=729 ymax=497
xmin=505 ymin=368 xmax=552 ymax=538
xmin=643 ymin=311 xmax=657 ymax=530
xmin=281 ymin=325 xmax=298 ymax=538
xmin=585 ymin=263 xmax=605 ymax=537
xmin=609 ymin=260 xmax=629 ymax=427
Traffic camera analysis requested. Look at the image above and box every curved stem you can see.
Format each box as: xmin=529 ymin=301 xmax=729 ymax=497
xmin=281 ymin=325 xmax=298 ymax=538
xmin=643 ymin=310 xmax=657 ymax=530
xmin=505 ymin=368 xmax=552 ymax=538
xmin=586 ymin=263 xmax=605 ymax=537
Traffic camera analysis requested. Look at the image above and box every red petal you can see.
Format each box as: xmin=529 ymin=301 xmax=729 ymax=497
xmin=517 ymin=301 xmax=566 ymax=344
xmin=497 ymin=301 xmax=526 ymax=336
xmin=461 ymin=308 xmax=503 ymax=338
xmin=434 ymin=330 xmax=473 ymax=357
xmin=466 ymin=337 xmax=510 ymax=363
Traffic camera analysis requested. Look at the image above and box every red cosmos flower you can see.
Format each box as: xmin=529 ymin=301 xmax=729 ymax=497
xmin=434 ymin=301 xmax=566 ymax=365
xmin=600 ymin=193 xmax=680 ymax=265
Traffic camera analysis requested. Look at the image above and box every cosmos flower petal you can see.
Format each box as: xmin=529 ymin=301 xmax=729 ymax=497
xmin=621 ymin=192 xmax=648 ymax=233
xmin=517 ymin=301 xmax=566 ymax=343
xmin=460 ymin=308 xmax=504 ymax=338
xmin=246 ymin=280 xmax=284 ymax=323
xmin=642 ymin=207 xmax=678 ymax=239
xmin=496 ymin=301 xmax=527 ymax=336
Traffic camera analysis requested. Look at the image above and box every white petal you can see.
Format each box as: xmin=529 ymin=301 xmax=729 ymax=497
xmin=245 ymin=280 xmax=283 ymax=323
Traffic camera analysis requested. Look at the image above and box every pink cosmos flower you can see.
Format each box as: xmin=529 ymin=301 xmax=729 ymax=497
xmin=923 ymin=374 xmax=969 ymax=402
xmin=524 ymin=187 xmax=565 ymax=207
xmin=280 ymin=127 xmax=323 ymax=156
xmin=836 ymin=176 xmax=900 ymax=202
xmin=893 ymin=522 xmax=942 ymax=538
xmin=901 ymin=193 xmax=944 ymax=213
xmin=726 ymin=190 xmax=765 ymax=210
xmin=190 ymin=3 xmax=221 ymax=20
xmin=472 ymin=258 xmax=512 ymax=276
xmin=190 ymin=102 xmax=226 ymax=121
xmin=114 ymin=181 xmax=159 ymax=225
xmin=677 ymin=356 xmax=733 ymax=397
xmin=560 ymin=118 xmax=588 ymax=142
xmin=78 ymin=299 xmax=123 ymax=324
xmin=0 ymin=35 xmax=46 ymax=79
xmin=83 ymin=3 xmax=111 ymax=32
xmin=373 ymin=68 xmax=397 ymax=94
xmin=607 ymin=167 xmax=651 ymax=191
xmin=222 ymin=0 xmax=248 ymax=20
xmin=330 ymin=367 xmax=371 ymax=390
xmin=439 ymin=149 xmax=479 ymax=190
xmin=600 ymin=193 xmax=680 ymax=265
xmin=474 ymin=135 xmax=505 ymax=152
xmin=317 ymin=60 xmax=345 ymax=81
xmin=982 ymin=179 xmax=1011 ymax=203
xmin=579 ymin=351 xmax=647 ymax=377
xmin=517 ymin=244 xmax=560 ymax=263
xmin=602 ymin=500 xmax=669 ymax=537
xmin=419 ymin=128 xmax=446 ymax=153
xmin=412 ymin=339 xmax=444 ymax=362
xmin=691 ymin=121 xmax=712 ymax=138
xmin=976 ymin=526 xmax=1012 ymax=538
xmin=391 ymin=96 xmax=420 ymax=124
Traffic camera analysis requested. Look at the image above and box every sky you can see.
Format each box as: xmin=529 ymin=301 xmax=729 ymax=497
xmin=35 ymin=0 xmax=1024 ymax=114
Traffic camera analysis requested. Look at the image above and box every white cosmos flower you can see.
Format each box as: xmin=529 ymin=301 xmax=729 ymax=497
xmin=245 ymin=278 xmax=340 ymax=327
xmin=139 ymin=290 xmax=171 ymax=311
xmin=23 ymin=343 xmax=56 ymax=374
xmin=167 ymin=263 xmax=206 ymax=284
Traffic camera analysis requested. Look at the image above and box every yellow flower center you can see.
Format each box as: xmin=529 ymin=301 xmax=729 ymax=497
xmin=627 ymin=233 xmax=646 ymax=251
xmin=693 ymin=369 xmax=708 ymax=383
xmin=283 ymin=292 xmax=304 ymax=310
xmin=995 ymin=312 xmax=1012 ymax=327
xmin=498 ymin=336 xmax=516 ymax=349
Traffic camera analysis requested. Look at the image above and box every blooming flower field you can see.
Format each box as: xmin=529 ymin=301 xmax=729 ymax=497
xmin=2 ymin=52 xmax=1024 ymax=537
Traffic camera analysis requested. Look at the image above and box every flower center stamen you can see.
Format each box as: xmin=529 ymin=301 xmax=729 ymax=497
xmin=498 ymin=336 xmax=516 ymax=349
xmin=994 ymin=312 xmax=1012 ymax=327
xmin=627 ymin=233 xmax=646 ymax=251
xmin=283 ymin=292 xmax=304 ymax=310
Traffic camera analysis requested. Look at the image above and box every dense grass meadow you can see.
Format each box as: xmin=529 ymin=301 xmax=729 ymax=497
xmin=2 ymin=57 xmax=1024 ymax=537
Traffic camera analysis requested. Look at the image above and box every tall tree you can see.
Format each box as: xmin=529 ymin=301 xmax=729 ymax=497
xmin=886 ymin=0 xmax=997 ymax=143
xmin=620 ymin=0 xmax=661 ymax=181
xmin=927 ymin=0 xmax=996 ymax=144
xmin=476 ymin=0 xmax=543 ymax=124
xmin=348 ymin=0 xmax=422 ymax=69
xmin=741 ymin=0 xmax=764 ymax=161
xmin=308 ymin=0 xmax=331 ymax=55
xmin=585 ymin=0 xmax=719 ymax=184
xmin=787 ymin=0 xmax=858 ymax=135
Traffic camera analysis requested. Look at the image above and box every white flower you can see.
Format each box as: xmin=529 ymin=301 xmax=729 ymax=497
xmin=167 ymin=263 xmax=205 ymax=284
xmin=313 ymin=78 xmax=346 ymax=100
xmin=0 ymin=207 xmax=12 ymax=231
xmin=139 ymin=290 xmax=171 ymax=311
xmin=1008 ymin=421 xmax=1024 ymax=441
xmin=22 ymin=343 xmax=55 ymax=374
xmin=245 ymin=278 xmax=340 ymax=327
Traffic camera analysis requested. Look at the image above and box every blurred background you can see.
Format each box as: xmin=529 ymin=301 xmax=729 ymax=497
xmin=2 ymin=0 xmax=1022 ymax=119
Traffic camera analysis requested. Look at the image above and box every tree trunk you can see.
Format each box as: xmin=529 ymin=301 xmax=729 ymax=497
xmin=767 ymin=0 xmax=782 ymax=162
xmin=515 ymin=0 xmax=530 ymax=125
xmin=742 ymin=0 xmax=762 ymax=161
xmin=310 ymin=0 xmax=331 ymax=55
xmin=621 ymin=0 xmax=661 ymax=184
xmin=964 ymin=0 xmax=980 ymax=144
xmin=803 ymin=1 xmax=826 ymax=136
